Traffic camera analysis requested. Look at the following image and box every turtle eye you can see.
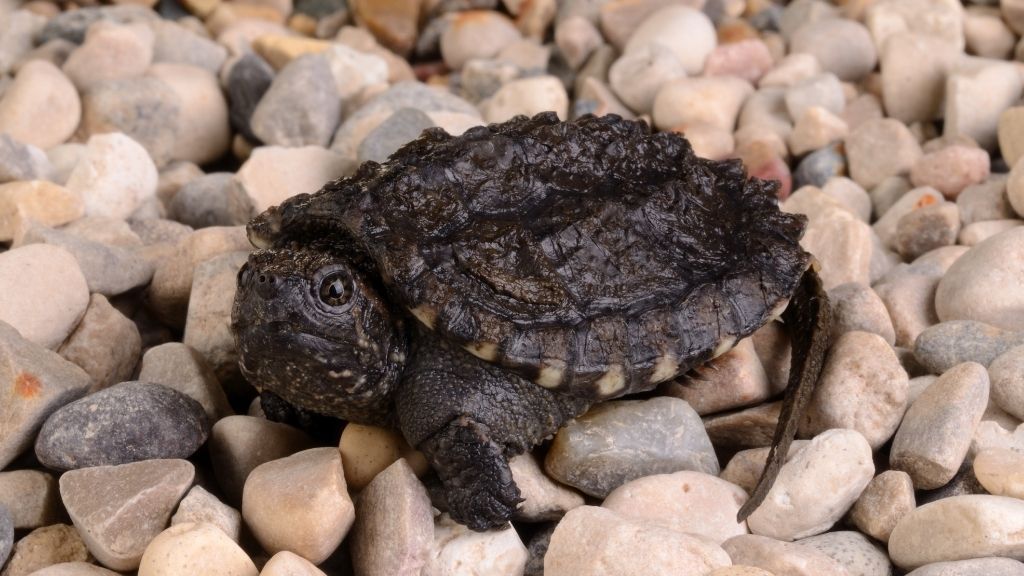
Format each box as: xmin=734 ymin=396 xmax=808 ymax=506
xmin=318 ymin=271 xmax=352 ymax=307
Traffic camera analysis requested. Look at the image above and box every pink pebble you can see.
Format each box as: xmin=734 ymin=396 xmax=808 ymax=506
xmin=704 ymin=39 xmax=775 ymax=84
xmin=910 ymin=145 xmax=991 ymax=199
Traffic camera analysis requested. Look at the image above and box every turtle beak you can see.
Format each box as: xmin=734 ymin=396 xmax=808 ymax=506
xmin=247 ymin=206 xmax=282 ymax=249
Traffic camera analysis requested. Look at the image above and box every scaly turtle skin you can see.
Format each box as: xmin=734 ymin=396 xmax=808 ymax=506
xmin=231 ymin=113 xmax=830 ymax=530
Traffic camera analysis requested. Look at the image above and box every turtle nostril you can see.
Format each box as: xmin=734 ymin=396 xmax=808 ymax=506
xmin=253 ymin=272 xmax=281 ymax=298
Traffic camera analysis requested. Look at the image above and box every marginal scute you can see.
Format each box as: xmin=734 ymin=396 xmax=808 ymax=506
xmin=650 ymin=353 xmax=680 ymax=384
xmin=712 ymin=336 xmax=737 ymax=359
xmin=595 ymin=365 xmax=626 ymax=396
xmin=464 ymin=341 xmax=499 ymax=362
xmin=409 ymin=305 xmax=437 ymax=329
xmin=536 ymin=360 xmax=566 ymax=389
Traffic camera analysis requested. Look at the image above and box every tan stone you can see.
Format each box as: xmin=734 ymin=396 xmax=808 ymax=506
xmin=0 ymin=524 xmax=90 ymax=576
xmin=170 ymin=485 xmax=241 ymax=543
xmin=510 ymin=453 xmax=584 ymax=522
xmin=260 ymin=551 xmax=326 ymax=576
xmin=137 ymin=522 xmax=257 ymax=576
xmin=0 ymin=181 xmax=83 ymax=243
xmin=350 ymin=0 xmax=419 ymax=56
xmin=350 ymin=459 xmax=432 ymax=576
xmin=58 ymin=294 xmax=141 ymax=392
xmin=660 ymin=338 xmax=772 ymax=416
xmin=337 ymin=423 xmax=428 ymax=491
xmin=252 ymin=35 xmax=332 ymax=70
xmin=973 ymin=448 xmax=1024 ymax=499
xmin=850 ymin=470 xmax=916 ymax=543
xmin=209 ymin=415 xmax=315 ymax=504
xmin=722 ymin=534 xmax=851 ymax=576
xmin=0 ymin=470 xmax=62 ymax=529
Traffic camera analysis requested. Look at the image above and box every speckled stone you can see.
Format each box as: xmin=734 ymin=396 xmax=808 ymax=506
xmin=137 ymin=342 xmax=233 ymax=424
xmin=424 ymin=513 xmax=528 ymax=576
xmin=0 ymin=507 xmax=11 ymax=570
xmin=846 ymin=118 xmax=923 ymax=189
xmin=850 ymin=470 xmax=916 ymax=543
xmin=906 ymin=558 xmax=1024 ymax=575
xmin=914 ymin=321 xmax=1024 ymax=374
xmin=0 ymin=470 xmax=62 ymax=530
xmin=208 ymin=415 xmax=315 ymax=505
xmin=723 ymin=534 xmax=852 ymax=576
xmin=797 ymin=531 xmax=892 ymax=576
xmin=936 ymin=227 xmax=1024 ymax=331
xmin=137 ymin=522 xmax=257 ymax=576
xmin=828 ymin=283 xmax=896 ymax=345
xmin=0 ymin=524 xmax=91 ymax=576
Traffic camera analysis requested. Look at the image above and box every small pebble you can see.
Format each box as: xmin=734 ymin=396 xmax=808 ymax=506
xmin=915 ymin=320 xmax=1024 ymax=375
xmin=910 ymin=146 xmax=990 ymax=200
xmin=866 ymin=0 xmax=964 ymax=52
xmin=957 ymin=176 xmax=1016 ymax=225
xmin=601 ymin=471 xmax=748 ymax=544
xmin=850 ymin=470 xmax=916 ymax=543
xmin=879 ymin=32 xmax=959 ymax=124
xmin=169 ymin=485 xmax=241 ymax=543
xmin=720 ymin=441 xmax=810 ymax=495
xmin=168 ymin=172 xmax=253 ymax=229
xmin=888 ymin=495 xmax=1024 ymax=570
xmin=874 ymin=186 xmax=945 ymax=250
xmin=147 ymin=63 xmax=230 ymax=166
xmin=208 ymin=415 xmax=315 ymax=505
xmin=960 ymin=220 xmax=1024 ymax=246
xmin=544 ymin=397 xmax=718 ymax=498
xmin=65 ymin=132 xmax=158 ymax=221
xmin=423 ymin=513 xmax=527 ymax=576
xmin=1006 ymin=156 xmax=1024 ymax=218
xmin=989 ymin=346 xmax=1024 ymax=420
xmin=793 ymin=142 xmax=846 ymax=189
xmin=784 ymin=73 xmax=844 ymax=122
xmin=260 ymin=551 xmax=327 ymax=576
xmin=659 ymin=338 xmax=774 ymax=416
xmin=906 ymin=558 xmax=1024 ymax=576
xmin=874 ymin=271 xmax=940 ymax=348
xmin=60 ymin=459 xmax=194 ymax=571
xmin=846 ymin=118 xmax=923 ymax=189
xmin=973 ymin=448 xmax=1024 ymax=499
xmin=894 ymin=202 xmax=962 ymax=260
xmin=483 ymin=75 xmax=569 ymax=123
xmin=787 ymin=106 xmax=848 ymax=157
xmin=0 ymin=181 xmax=83 ymax=243
xmin=137 ymin=522 xmax=257 ymax=576
xmin=797 ymin=531 xmax=892 ymax=576
xmin=225 ymin=53 xmax=275 ymax=142
xmin=0 ymin=470 xmax=62 ymax=530
xmin=0 ymin=524 xmax=90 ymax=576
xmin=554 ymin=16 xmax=602 ymax=70
xmin=138 ymin=342 xmax=233 ymax=423
xmin=357 ymin=107 xmax=435 ymax=163
xmin=828 ymin=283 xmax=896 ymax=345
xmin=945 ymin=62 xmax=1023 ymax=151
xmin=747 ymin=428 xmax=874 ymax=541
xmin=0 ymin=135 xmax=54 ymax=184
xmin=789 ymin=18 xmax=876 ymax=81
xmin=723 ymin=533 xmax=852 ymax=576
xmin=652 ymin=76 xmax=753 ymax=132
xmin=703 ymin=401 xmax=782 ymax=450
xmin=703 ymin=39 xmax=774 ymax=83
xmin=510 ymin=453 xmax=584 ymax=522
xmin=234 ymin=146 xmax=354 ymax=213
xmin=799 ymin=210 xmax=873 ymax=290
xmin=440 ymin=10 xmax=521 ymax=70
xmin=999 ymin=107 xmax=1024 ymax=168
xmin=623 ymin=5 xmax=716 ymax=75
xmin=935 ymin=227 xmax=1024 ymax=331
xmin=57 ymin=294 xmax=141 ymax=391
xmin=607 ymin=44 xmax=686 ymax=115
xmin=964 ymin=6 xmax=1016 ymax=59
xmin=544 ymin=506 xmax=730 ymax=576
xmin=250 ymin=54 xmax=341 ymax=148
xmin=337 ymin=423 xmax=427 ymax=491
xmin=759 ymin=53 xmax=821 ymax=89
xmin=891 ymin=362 xmax=990 ymax=489
xmin=150 ymin=19 xmax=227 ymax=74
xmin=61 ymin=21 xmax=153 ymax=91
xmin=0 ymin=60 xmax=80 ymax=149
xmin=181 ymin=251 xmax=249 ymax=381
xmin=252 ymin=35 xmax=332 ymax=70
xmin=77 ymin=76 xmax=179 ymax=167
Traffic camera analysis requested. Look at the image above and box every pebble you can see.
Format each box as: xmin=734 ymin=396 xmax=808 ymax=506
xmin=150 ymin=19 xmax=227 ymax=74
xmin=349 ymin=0 xmax=418 ymax=55
xmin=962 ymin=220 xmax=1024 ymax=245
xmin=738 ymin=87 xmax=793 ymax=142
xmin=0 ymin=524 xmax=91 ymax=576
xmin=0 ymin=10 xmax=46 ymax=75
xmin=20 ymin=225 xmax=154 ymax=297
xmin=936 ymin=227 xmax=1024 ymax=331
xmin=910 ymin=146 xmax=990 ymax=200
xmin=800 ymin=331 xmax=908 ymax=449
xmin=874 ymin=186 xmax=945 ymax=251
xmin=209 ymin=415 xmax=314 ymax=505
xmin=337 ymin=423 xmax=427 ymax=491
xmin=957 ymin=176 xmax=1016 ymax=225
xmin=788 ymin=106 xmax=848 ymax=157
xmin=0 ymin=508 xmax=10 ymax=571
xmin=973 ymin=421 xmax=1024 ymax=456
xmin=759 ymin=53 xmax=820 ymax=90
xmin=623 ymin=5 xmax=715 ymax=75
xmin=973 ymin=448 xmax=1024 ymax=499
xmin=846 ymin=118 xmax=923 ymax=189
xmin=137 ymin=522 xmax=257 ymax=576
xmin=723 ymin=533 xmax=852 ymax=576
xmin=652 ymin=76 xmax=754 ymax=132
xmin=350 ymin=459 xmax=433 ymax=576
xmin=708 ymin=568 xmax=775 ymax=576
xmin=321 ymin=44 xmax=389 ymax=103
xmin=1000 ymin=107 xmax=1024 ymax=169
xmin=138 ymin=342 xmax=233 ymax=423
xmin=891 ymin=362 xmax=990 ymax=489
xmin=907 ymin=558 xmax=1024 ymax=576
xmin=234 ymin=146 xmax=353 ymax=213
xmin=510 ymin=453 xmax=585 ymax=522
xmin=888 ymin=495 xmax=1024 ymax=569
xmin=659 ymin=338 xmax=773 ymax=416
xmin=784 ymin=73 xmax=844 ymax=122
xmin=0 ymin=471 xmax=61 ymax=530
xmin=843 ymin=93 xmax=885 ymax=132
xmin=544 ymin=397 xmax=718 ymax=498
xmin=850 ymin=470 xmax=916 ymax=543
xmin=35 ymin=381 xmax=209 ymax=470
xmin=56 ymin=294 xmax=140 ymax=391
xmin=59 ymin=459 xmax=194 ymax=571
xmin=251 ymin=54 xmax=340 ymax=148
xmin=703 ymin=401 xmax=781 ymax=450
xmin=677 ymin=123 xmax=735 ymax=161
xmin=169 ymin=485 xmax=241 ymax=543
xmin=797 ymin=531 xmax=893 ymax=576
xmin=260 ymin=551 xmax=326 ymax=576
xmin=879 ymin=33 xmax=959 ymax=124
xmin=182 ymin=251 xmax=246 ymax=378
xmin=424 ymin=513 xmax=528 ymax=576
xmin=607 ymin=44 xmax=686 ymax=115
xmin=75 ymin=76 xmax=179 ymax=167
xmin=870 ymin=176 xmax=912 ymax=221
xmin=866 ymin=0 xmax=965 ymax=52
xmin=703 ymin=39 xmax=774 ymax=83
xmin=357 ymin=108 xmax=435 ymax=163
xmin=65 ymin=133 xmax=158 ymax=220
xmin=894 ymin=202 xmax=962 ymax=260
xmin=601 ymin=471 xmax=748 ymax=544
xmin=554 ymin=16 xmax=602 ymax=70
xmin=251 ymin=35 xmax=331 ymax=70
xmin=964 ymin=6 xmax=1015 ymax=59
xmin=914 ymin=320 xmax=1024 ymax=374
xmin=1007 ymin=157 xmax=1024 ymax=218
xmin=0 ymin=135 xmax=54 ymax=184
xmin=483 ymin=75 xmax=569 ymax=123
xmin=544 ymin=506 xmax=730 ymax=576
xmin=37 ymin=5 xmax=158 ymax=45
xmin=61 ymin=21 xmax=153 ymax=91
xmin=747 ymin=428 xmax=874 ymax=541
xmin=789 ymin=18 xmax=876 ymax=81
xmin=147 ymin=63 xmax=230 ymax=165
xmin=168 ymin=172 xmax=253 ymax=228
xmin=828 ymin=283 xmax=896 ymax=345
xmin=225 ymin=53 xmax=274 ymax=142
xmin=800 ymin=210 xmax=873 ymax=290
xmin=720 ymin=441 xmax=809 ymax=495
xmin=0 ymin=60 xmax=80 ymax=149
xmin=793 ymin=142 xmax=846 ymax=189
xmin=945 ymin=62 xmax=1023 ymax=152
xmin=440 ymin=10 xmax=521 ymax=70
xmin=0 ymin=181 xmax=83 ymax=243
xmin=989 ymin=346 xmax=1024 ymax=421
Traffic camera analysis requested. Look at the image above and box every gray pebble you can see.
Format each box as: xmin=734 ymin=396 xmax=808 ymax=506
xmin=226 ymin=53 xmax=275 ymax=143
xmin=796 ymin=531 xmax=892 ymax=576
xmin=957 ymin=175 xmax=1016 ymax=225
xmin=34 ymin=381 xmax=210 ymax=471
xmin=129 ymin=218 xmax=193 ymax=246
xmin=914 ymin=320 xmax=1024 ymax=374
xmin=169 ymin=173 xmax=254 ymax=229
xmin=989 ymin=345 xmax=1024 ymax=421
xmin=828 ymin=282 xmax=896 ymax=345
xmin=0 ymin=505 xmax=11 ymax=569
xmin=875 ymin=273 xmax=940 ymax=348
xmin=57 ymin=293 xmax=142 ymax=391
xmin=251 ymin=54 xmax=341 ymax=148
xmin=138 ymin=342 xmax=233 ymax=423
xmin=794 ymin=142 xmax=846 ymax=189
xmin=0 ymin=134 xmax=54 ymax=184
xmin=38 ymin=5 xmax=158 ymax=45
xmin=357 ymin=107 xmax=436 ymax=164
xmin=895 ymin=202 xmax=961 ymax=260
xmin=79 ymin=76 xmax=181 ymax=167
xmin=150 ymin=19 xmax=227 ymax=75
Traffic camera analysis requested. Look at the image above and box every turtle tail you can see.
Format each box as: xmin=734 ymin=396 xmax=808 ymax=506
xmin=736 ymin=263 xmax=831 ymax=522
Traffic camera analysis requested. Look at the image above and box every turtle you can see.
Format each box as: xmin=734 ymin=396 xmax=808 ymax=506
xmin=231 ymin=112 xmax=831 ymax=531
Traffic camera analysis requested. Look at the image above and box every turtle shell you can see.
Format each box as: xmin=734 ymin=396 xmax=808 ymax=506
xmin=345 ymin=113 xmax=810 ymax=399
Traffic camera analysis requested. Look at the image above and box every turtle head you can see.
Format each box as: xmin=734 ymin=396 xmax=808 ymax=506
xmin=231 ymin=245 xmax=407 ymax=426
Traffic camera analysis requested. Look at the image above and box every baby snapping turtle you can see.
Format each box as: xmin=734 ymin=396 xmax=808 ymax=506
xmin=232 ymin=113 xmax=830 ymax=530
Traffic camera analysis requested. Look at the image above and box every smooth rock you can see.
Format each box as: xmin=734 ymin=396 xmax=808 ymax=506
xmin=483 ymin=75 xmax=569 ymax=123
xmin=37 ymin=5 xmax=159 ymax=44
xmin=723 ymin=533 xmax=852 ymax=576
xmin=945 ymin=62 xmax=1023 ymax=151
xmin=0 ymin=508 xmax=10 ymax=571
xmin=59 ymin=459 xmax=194 ymax=571
xmin=747 ymin=429 xmax=874 ymax=541
xmin=138 ymin=342 xmax=232 ymax=423
xmin=936 ymin=228 xmax=1024 ymax=331
xmin=797 ymin=531 xmax=892 ymax=576
xmin=357 ymin=108 xmax=435 ymax=164
xmin=738 ymin=87 xmax=792 ymax=142
xmin=440 ymin=10 xmax=521 ymax=70
xmin=1000 ymin=107 xmax=1024 ymax=168
xmin=703 ymin=401 xmax=782 ymax=450
xmin=895 ymin=202 xmax=962 ymax=260
xmin=891 ymin=362 xmax=990 ymax=489
xmin=829 ymin=283 xmax=896 ymax=345
xmin=182 ymin=251 xmax=248 ymax=382
xmin=0 ymin=244 xmax=89 ymax=352
xmin=168 ymin=172 xmax=253 ymax=228
xmin=0 ymin=60 xmax=80 ymax=148
xmin=0 ymin=471 xmax=61 ymax=530
xmin=510 ymin=453 xmax=584 ymax=522
xmin=65 ymin=133 xmax=158 ymax=220
xmin=150 ymin=19 xmax=227 ymax=74
xmin=800 ymin=211 xmax=873 ymax=290
xmin=708 ymin=568 xmax=775 ymax=576
xmin=554 ymin=16 xmax=601 ymax=69
xmin=759 ymin=53 xmax=820 ymax=90
xmin=784 ymin=73 xmax=844 ymax=122
xmin=720 ymin=441 xmax=810 ymax=495
xmin=225 ymin=53 xmax=274 ymax=142
xmin=234 ymin=146 xmax=353 ymax=213
xmin=607 ymin=44 xmax=686 ymax=115
xmin=0 ymin=10 xmax=46 ymax=75
xmin=911 ymin=146 xmax=990 ymax=200
xmin=879 ymin=32 xmax=959 ymax=124
xmin=20 ymin=225 xmax=154 ymax=297
xmin=874 ymin=186 xmax=945 ymax=250
xmin=137 ymin=522 xmax=257 ymax=576
xmin=965 ymin=6 xmax=1015 ymax=59
xmin=961 ymin=220 xmax=1024 ymax=245
xmin=906 ymin=558 xmax=1024 ymax=576
xmin=424 ymin=513 xmax=528 ymax=576
xmin=0 ymin=135 xmax=53 ymax=184
xmin=169 ymin=485 xmax=241 ymax=543
xmin=545 ymin=506 xmax=730 ymax=576
xmin=676 ymin=123 xmax=734 ymax=161
xmin=61 ymin=22 xmax=153 ymax=91
xmin=914 ymin=320 xmax=1024 ymax=374
xmin=146 ymin=63 xmax=230 ymax=165
xmin=250 ymin=54 xmax=340 ymax=148
xmin=35 ymin=381 xmax=208 ymax=470
xmin=601 ymin=471 xmax=747 ymax=544
xmin=0 ymin=181 xmax=83 ymax=243
xmin=77 ymin=76 xmax=179 ymax=168
xmin=793 ymin=142 xmax=845 ymax=189
xmin=703 ymin=39 xmax=773 ymax=84
xmin=544 ymin=397 xmax=718 ymax=498
xmin=260 ymin=551 xmax=326 ymax=576
xmin=251 ymin=35 xmax=331 ymax=71
xmin=874 ymin=273 xmax=940 ymax=349
xmin=788 ymin=106 xmax=847 ymax=157
xmin=0 ymin=524 xmax=90 ymax=576
xmin=985 ymin=345 xmax=1024 ymax=423
xmin=653 ymin=76 xmax=754 ymax=132
xmin=973 ymin=421 xmax=1024 ymax=457
xmin=321 ymin=44 xmax=389 ymax=102
xmin=1006 ymin=156 xmax=1024 ymax=219
xmin=888 ymin=495 xmax=1024 ymax=569
xmin=957 ymin=176 xmax=1015 ymax=225
xmin=974 ymin=448 xmax=1024 ymax=499
xmin=209 ymin=415 xmax=315 ymax=505
xmin=850 ymin=470 xmax=916 ymax=543
xmin=337 ymin=423 xmax=427 ymax=491
xmin=659 ymin=338 xmax=773 ymax=415
xmin=790 ymin=18 xmax=876 ymax=81
xmin=846 ymin=118 xmax=923 ymax=189
xmin=350 ymin=459 xmax=433 ymax=576
xmin=866 ymin=0 xmax=964 ymax=52
xmin=623 ymin=5 xmax=715 ymax=75
xmin=57 ymin=294 xmax=140 ymax=391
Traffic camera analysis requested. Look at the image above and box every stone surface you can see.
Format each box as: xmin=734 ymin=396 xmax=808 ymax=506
xmin=0 ymin=60 xmax=80 ymax=149
xmin=350 ymin=459 xmax=432 ymax=576
xmin=974 ymin=448 xmax=1024 ymax=499
xmin=510 ymin=453 xmax=584 ymax=522
xmin=251 ymin=54 xmax=340 ymax=148
xmin=0 ymin=181 xmax=82 ymax=243
xmin=601 ymin=471 xmax=747 ymax=544
xmin=357 ymin=107 xmax=435 ymax=164
xmin=59 ymin=459 xmax=194 ymax=571
xmin=723 ymin=534 xmax=852 ymax=576
xmin=799 ymin=210 xmax=873 ymax=290
xmin=914 ymin=320 xmax=1024 ymax=374
xmin=797 ymin=531 xmax=892 ymax=576
xmin=226 ymin=53 xmax=274 ymax=142
xmin=20 ymin=225 xmax=154 ymax=297
xmin=659 ymin=338 xmax=773 ymax=416
xmin=138 ymin=342 xmax=233 ymax=423
xmin=169 ymin=485 xmax=241 ymax=543
xmin=77 ymin=76 xmax=179 ymax=168
xmin=879 ymin=32 xmax=958 ymax=124
xmin=423 ymin=513 xmax=528 ymax=576
xmin=874 ymin=273 xmax=941 ymax=349
xmin=652 ymin=76 xmax=753 ymax=132
xmin=846 ymin=118 xmax=923 ymax=189
xmin=720 ymin=441 xmax=810 ymax=496
xmin=874 ymin=186 xmax=943 ymax=250
xmin=850 ymin=470 xmax=916 ymax=543
xmin=747 ymin=429 xmax=874 ymax=541
xmin=1000 ymin=107 xmax=1024 ymax=168
xmin=168 ymin=173 xmax=253 ymax=229
xmin=0 ymin=244 xmax=89 ymax=350
xmin=0 ymin=321 xmax=91 ymax=470
xmin=894 ymin=202 xmax=962 ymax=260
xmin=911 ymin=146 xmax=990 ymax=200
xmin=57 ymin=294 xmax=141 ymax=391
xmin=65 ymin=133 xmax=158 ymax=221
xmin=961 ymin=220 xmax=1024 ymax=246
xmin=545 ymin=506 xmax=730 ymax=576
xmin=945 ymin=62 xmax=1023 ymax=151
xmin=0 ymin=524 xmax=91 ymax=576
xmin=350 ymin=0 xmax=419 ymax=56
xmin=0 ymin=509 xmax=10 ymax=571
xmin=208 ymin=415 xmax=315 ymax=504
xmin=788 ymin=106 xmax=848 ymax=157
xmin=0 ymin=136 xmax=54 ymax=185
xmin=260 ymin=551 xmax=326 ymax=576
xmin=785 ymin=73 xmax=844 ymax=123
xmin=799 ymin=331 xmax=908 ymax=449
xmin=703 ymin=401 xmax=782 ymax=450
xmin=483 ymin=75 xmax=569 ymax=124
xmin=337 ymin=423 xmax=427 ymax=491
xmin=234 ymin=146 xmax=353 ymax=213
xmin=703 ymin=39 xmax=774 ymax=84
xmin=888 ymin=495 xmax=1024 ymax=570
xmin=623 ymin=4 xmax=715 ymax=75
xmin=440 ymin=10 xmax=521 ymax=70
xmin=0 ymin=470 xmax=62 ymax=530
xmin=182 ymin=251 xmax=249 ymax=382
xmin=146 ymin=63 xmax=230 ymax=166
xmin=150 ymin=19 xmax=227 ymax=74
xmin=790 ymin=18 xmax=876 ymax=81
xmin=891 ymin=362 xmax=990 ymax=489
xmin=61 ymin=21 xmax=153 ymax=91
xmin=987 ymin=344 xmax=1024 ymax=421
xmin=907 ymin=558 xmax=1024 ymax=576
xmin=137 ymin=522 xmax=257 ymax=576
xmin=544 ymin=397 xmax=718 ymax=498
xmin=828 ymin=283 xmax=896 ymax=345
xmin=936 ymin=228 xmax=1024 ymax=331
